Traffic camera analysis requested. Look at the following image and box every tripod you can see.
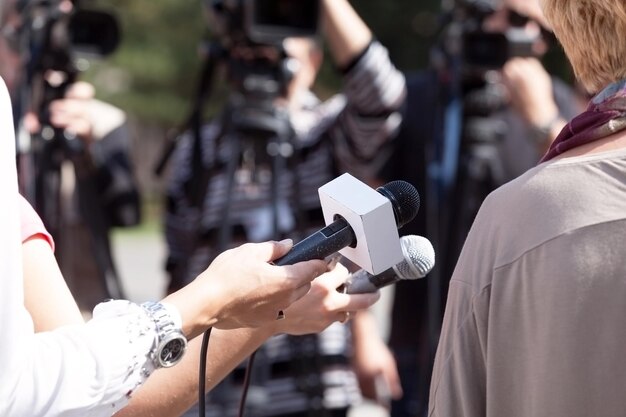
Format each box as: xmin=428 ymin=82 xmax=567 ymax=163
xmin=15 ymin=0 xmax=128 ymax=306
xmin=159 ymin=40 xmax=333 ymax=417
xmin=19 ymin=78 xmax=127 ymax=303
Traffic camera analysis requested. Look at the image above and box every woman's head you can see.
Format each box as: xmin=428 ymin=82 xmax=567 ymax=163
xmin=541 ymin=0 xmax=626 ymax=93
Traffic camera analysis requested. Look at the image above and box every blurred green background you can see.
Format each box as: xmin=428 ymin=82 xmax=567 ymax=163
xmin=85 ymin=0 xmax=442 ymax=125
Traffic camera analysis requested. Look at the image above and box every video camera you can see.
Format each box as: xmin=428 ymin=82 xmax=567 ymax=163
xmin=15 ymin=0 xmax=119 ymax=148
xmin=444 ymin=0 xmax=538 ymax=71
xmin=17 ymin=0 xmax=119 ymax=83
xmin=208 ymin=0 xmax=320 ymax=47
xmin=207 ymin=0 xmax=319 ymax=100
xmin=431 ymin=0 xmax=548 ymax=145
xmin=200 ymin=0 xmax=320 ymax=142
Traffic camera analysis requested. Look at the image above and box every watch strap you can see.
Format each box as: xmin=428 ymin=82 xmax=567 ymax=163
xmin=141 ymin=301 xmax=187 ymax=368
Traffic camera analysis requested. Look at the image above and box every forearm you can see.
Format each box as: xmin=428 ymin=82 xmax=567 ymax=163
xmin=321 ymin=0 xmax=372 ymax=68
xmin=115 ymin=327 xmax=274 ymax=417
xmin=533 ymin=117 xmax=568 ymax=153
xmin=333 ymin=41 xmax=406 ymax=178
xmin=351 ymin=309 xmax=379 ymax=345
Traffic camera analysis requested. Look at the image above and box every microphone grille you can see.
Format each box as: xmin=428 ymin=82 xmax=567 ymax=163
xmin=394 ymin=235 xmax=435 ymax=279
xmin=376 ymin=181 xmax=420 ymax=228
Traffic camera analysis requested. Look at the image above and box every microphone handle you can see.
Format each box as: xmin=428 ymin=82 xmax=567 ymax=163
xmin=274 ymin=217 xmax=356 ymax=266
xmin=344 ymin=267 xmax=398 ymax=294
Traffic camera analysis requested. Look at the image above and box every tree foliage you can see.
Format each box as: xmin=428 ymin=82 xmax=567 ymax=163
xmin=84 ymin=0 xmax=207 ymax=125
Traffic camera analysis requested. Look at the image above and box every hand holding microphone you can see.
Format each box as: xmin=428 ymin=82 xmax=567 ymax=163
xmin=342 ymin=234 xmax=435 ymax=294
xmin=274 ymin=174 xmax=420 ymax=272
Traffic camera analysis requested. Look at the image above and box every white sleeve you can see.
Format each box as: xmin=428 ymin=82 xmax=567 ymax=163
xmin=2 ymin=302 xmax=159 ymax=417
xmin=0 ymin=78 xmax=159 ymax=417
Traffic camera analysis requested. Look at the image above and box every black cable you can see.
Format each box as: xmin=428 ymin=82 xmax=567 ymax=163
xmin=198 ymin=327 xmax=213 ymax=417
xmin=237 ymin=350 xmax=258 ymax=417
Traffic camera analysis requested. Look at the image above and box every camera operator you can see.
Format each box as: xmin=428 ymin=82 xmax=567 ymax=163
xmin=164 ymin=1 xmax=406 ymax=416
xmin=2 ymin=0 xmax=141 ymax=313
xmin=377 ymin=1 xmax=585 ymax=416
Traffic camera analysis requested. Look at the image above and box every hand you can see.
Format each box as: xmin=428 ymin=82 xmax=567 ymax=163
xmin=272 ymin=263 xmax=381 ymax=335
xmin=501 ymin=57 xmax=559 ymax=128
xmin=166 ymin=240 xmax=328 ymax=337
xmin=352 ymin=329 xmax=403 ymax=406
xmin=47 ymin=81 xmax=96 ymax=143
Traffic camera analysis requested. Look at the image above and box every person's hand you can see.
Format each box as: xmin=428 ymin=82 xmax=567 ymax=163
xmin=48 ymin=81 xmax=96 ymax=143
xmin=352 ymin=328 xmax=402 ymax=406
xmin=271 ymin=262 xmax=381 ymax=335
xmin=23 ymin=81 xmax=96 ymax=144
xmin=501 ymin=57 xmax=559 ymax=128
xmin=165 ymin=240 xmax=327 ymax=337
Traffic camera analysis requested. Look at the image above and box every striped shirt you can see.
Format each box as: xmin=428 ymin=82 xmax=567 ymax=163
xmin=166 ymin=41 xmax=406 ymax=416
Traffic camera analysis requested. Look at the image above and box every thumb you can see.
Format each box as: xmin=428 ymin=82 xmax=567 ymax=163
xmin=256 ymin=239 xmax=294 ymax=263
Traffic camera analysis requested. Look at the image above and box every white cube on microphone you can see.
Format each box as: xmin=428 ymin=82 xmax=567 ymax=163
xmin=318 ymin=173 xmax=403 ymax=274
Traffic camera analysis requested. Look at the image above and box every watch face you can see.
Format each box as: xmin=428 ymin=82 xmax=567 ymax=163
xmin=158 ymin=333 xmax=187 ymax=368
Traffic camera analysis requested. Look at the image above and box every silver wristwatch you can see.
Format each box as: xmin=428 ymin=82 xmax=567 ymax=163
xmin=141 ymin=302 xmax=188 ymax=368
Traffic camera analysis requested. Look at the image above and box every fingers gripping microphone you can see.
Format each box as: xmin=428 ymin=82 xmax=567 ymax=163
xmin=274 ymin=174 xmax=420 ymax=274
xmin=344 ymin=235 xmax=435 ymax=294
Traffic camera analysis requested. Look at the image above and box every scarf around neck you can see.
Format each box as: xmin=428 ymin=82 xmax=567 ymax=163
xmin=541 ymin=79 xmax=626 ymax=162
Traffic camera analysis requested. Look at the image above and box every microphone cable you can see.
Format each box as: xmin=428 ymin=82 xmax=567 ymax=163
xmin=198 ymin=327 xmax=213 ymax=417
xmin=196 ymin=327 xmax=257 ymax=417
xmin=237 ymin=351 xmax=258 ymax=417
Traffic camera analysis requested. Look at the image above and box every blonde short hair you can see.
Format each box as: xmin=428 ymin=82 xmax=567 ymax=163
xmin=541 ymin=0 xmax=626 ymax=92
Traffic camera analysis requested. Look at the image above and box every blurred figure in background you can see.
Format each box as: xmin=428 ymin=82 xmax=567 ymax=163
xmin=1 ymin=0 xmax=141 ymax=313
xmin=163 ymin=0 xmax=406 ymax=416
xmin=377 ymin=0 xmax=585 ymax=416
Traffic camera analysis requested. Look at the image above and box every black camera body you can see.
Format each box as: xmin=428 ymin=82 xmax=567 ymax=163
xmin=246 ymin=0 xmax=320 ymax=45
xmin=17 ymin=0 xmax=120 ymax=154
xmin=446 ymin=0 xmax=538 ymax=72
xmin=463 ymin=29 xmax=535 ymax=70
xmin=210 ymin=0 xmax=320 ymax=46
xmin=19 ymin=1 xmax=120 ymax=76
xmin=203 ymin=0 xmax=320 ymax=142
xmin=433 ymin=0 xmax=544 ymax=145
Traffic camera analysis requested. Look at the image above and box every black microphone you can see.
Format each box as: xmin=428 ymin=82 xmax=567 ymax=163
xmin=343 ymin=235 xmax=435 ymax=294
xmin=274 ymin=180 xmax=420 ymax=266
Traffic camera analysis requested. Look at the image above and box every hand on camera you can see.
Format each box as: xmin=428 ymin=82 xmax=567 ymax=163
xmin=271 ymin=262 xmax=381 ymax=335
xmin=166 ymin=240 xmax=327 ymax=337
xmin=501 ymin=57 xmax=559 ymax=129
xmin=48 ymin=81 xmax=96 ymax=143
xmin=24 ymin=81 xmax=96 ymax=144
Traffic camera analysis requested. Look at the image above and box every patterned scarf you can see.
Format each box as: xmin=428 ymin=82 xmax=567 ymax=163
xmin=541 ymin=80 xmax=626 ymax=162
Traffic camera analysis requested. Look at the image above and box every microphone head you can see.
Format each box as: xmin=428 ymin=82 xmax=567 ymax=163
xmin=393 ymin=235 xmax=435 ymax=279
xmin=376 ymin=181 xmax=420 ymax=228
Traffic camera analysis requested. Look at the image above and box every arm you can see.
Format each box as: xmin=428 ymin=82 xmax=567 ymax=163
xmin=19 ymin=193 xmax=85 ymax=331
xmin=48 ymin=82 xmax=141 ymax=227
xmin=21 ymin=237 xmax=379 ymax=417
xmin=12 ymin=194 xmax=328 ymax=417
xmin=321 ymin=0 xmax=372 ymax=69
xmin=322 ymin=0 xmax=406 ymax=179
xmin=114 ymin=264 xmax=379 ymax=417
xmin=501 ymin=57 xmax=568 ymax=152
xmin=114 ymin=327 xmax=275 ymax=417
xmin=23 ymin=237 xmax=85 ymax=331
xmin=18 ymin=192 xmax=379 ymax=417
xmin=351 ymin=309 xmax=403 ymax=407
